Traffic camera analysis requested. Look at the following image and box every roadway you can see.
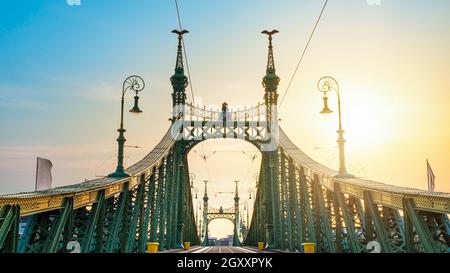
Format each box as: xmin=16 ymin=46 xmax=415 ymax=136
xmin=162 ymin=246 xmax=282 ymax=253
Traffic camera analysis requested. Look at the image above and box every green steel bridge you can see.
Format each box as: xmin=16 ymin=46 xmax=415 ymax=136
xmin=0 ymin=30 xmax=449 ymax=254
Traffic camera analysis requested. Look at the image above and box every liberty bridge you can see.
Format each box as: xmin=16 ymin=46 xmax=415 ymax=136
xmin=0 ymin=29 xmax=449 ymax=254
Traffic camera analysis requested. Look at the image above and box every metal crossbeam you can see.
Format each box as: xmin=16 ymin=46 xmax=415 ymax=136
xmin=0 ymin=32 xmax=449 ymax=254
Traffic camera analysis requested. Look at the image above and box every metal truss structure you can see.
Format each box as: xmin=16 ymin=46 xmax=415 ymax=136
xmin=200 ymin=181 xmax=241 ymax=247
xmin=1 ymin=30 xmax=449 ymax=253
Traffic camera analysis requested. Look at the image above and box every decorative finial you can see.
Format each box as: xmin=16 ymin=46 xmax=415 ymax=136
xmin=171 ymin=29 xmax=189 ymax=72
xmin=261 ymin=29 xmax=279 ymax=71
xmin=261 ymin=29 xmax=279 ymax=37
xmin=234 ymin=180 xmax=240 ymax=202
xmin=171 ymin=29 xmax=189 ymax=37
xmin=203 ymin=180 xmax=208 ymax=195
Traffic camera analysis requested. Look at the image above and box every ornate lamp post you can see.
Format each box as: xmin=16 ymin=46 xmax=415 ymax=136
xmin=109 ymin=75 xmax=145 ymax=178
xmin=316 ymin=76 xmax=353 ymax=178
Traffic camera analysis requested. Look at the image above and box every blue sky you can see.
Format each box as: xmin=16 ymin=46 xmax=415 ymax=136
xmin=1 ymin=0 xmax=449 ymax=222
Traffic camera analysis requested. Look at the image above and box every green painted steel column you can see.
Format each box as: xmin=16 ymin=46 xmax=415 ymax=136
xmin=137 ymin=174 xmax=148 ymax=252
xmin=175 ymin=146 xmax=187 ymax=248
xmin=150 ymin=168 xmax=161 ymax=242
xmin=280 ymin=151 xmax=293 ymax=251
xmin=82 ymin=191 xmax=105 ymax=253
xmin=299 ymin=167 xmax=316 ymax=244
xmin=170 ymin=145 xmax=182 ymax=249
xmin=288 ymin=159 xmax=304 ymax=250
xmin=120 ymin=185 xmax=132 ymax=253
xmin=333 ymin=183 xmax=360 ymax=253
xmin=331 ymin=188 xmax=343 ymax=253
xmin=403 ymin=198 xmax=442 ymax=253
xmin=156 ymin=160 xmax=167 ymax=247
xmin=105 ymin=188 xmax=127 ymax=253
xmin=261 ymin=153 xmax=273 ymax=247
xmin=143 ymin=168 xmax=156 ymax=246
xmin=9 ymin=205 xmax=19 ymax=253
xmin=402 ymin=200 xmax=415 ymax=253
xmin=312 ymin=175 xmax=322 ymax=251
xmin=63 ymin=202 xmax=74 ymax=253
xmin=95 ymin=196 xmax=108 ymax=253
xmin=264 ymin=151 xmax=281 ymax=249
xmin=165 ymin=155 xmax=176 ymax=249
xmin=363 ymin=191 xmax=392 ymax=253
xmin=47 ymin=198 xmax=73 ymax=253
xmin=160 ymin=154 xmax=173 ymax=250
xmin=127 ymin=181 xmax=146 ymax=252
xmin=312 ymin=175 xmax=335 ymax=253
xmin=0 ymin=205 xmax=20 ymax=253
xmin=363 ymin=194 xmax=375 ymax=243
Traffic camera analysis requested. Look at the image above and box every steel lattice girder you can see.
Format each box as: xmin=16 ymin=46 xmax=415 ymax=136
xmin=0 ymin=204 xmax=20 ymax=253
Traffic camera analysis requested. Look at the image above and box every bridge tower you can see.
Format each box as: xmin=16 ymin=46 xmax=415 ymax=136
xmin=233 ymin=181 xmax=241 ymax=246
xmin=170 ymin=29 xmax=189 ymax=110
xmin=201 ymin=180 xmax=209 ymax=246
xmin=169 ymin=29 xmax=193 ymax=249
xmin=260 ymin=30 xmax=282 ymax=249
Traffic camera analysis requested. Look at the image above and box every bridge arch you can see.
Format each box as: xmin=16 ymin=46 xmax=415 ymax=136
xmin=0 ymin=29 xmax=449 ymax=254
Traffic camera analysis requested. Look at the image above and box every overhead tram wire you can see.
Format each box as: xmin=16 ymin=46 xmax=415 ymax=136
xmin=278 ymin=0 xmax=329 ymax=107
xmin=239 ymin=152 xmax=259 ymax=194
xmin=175 ymin=0 xmax=218 ymax=197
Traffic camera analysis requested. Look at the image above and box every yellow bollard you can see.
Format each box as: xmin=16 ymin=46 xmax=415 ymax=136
xmin=257 ymin=242 xmax=264 ymax=251
xmin=302 ymin=242 xmax=316 ymax=253
xmin=146 ymin=242 xmax=159 ymax=253
xmin=184 ymin=241 xmax=191 ymax=251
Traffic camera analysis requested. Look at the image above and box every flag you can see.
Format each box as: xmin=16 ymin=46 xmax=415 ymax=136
xmin=427 ymin=159 xmax=435 ymax=192
xmin=35 ymin=157 xmax=52 ymax=191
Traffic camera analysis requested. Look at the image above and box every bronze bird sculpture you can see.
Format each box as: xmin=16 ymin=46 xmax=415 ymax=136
xmin=172 ymin=29 xmax=189 ymax=36
xmin=261 ymin=29 xmax=279 ymax=36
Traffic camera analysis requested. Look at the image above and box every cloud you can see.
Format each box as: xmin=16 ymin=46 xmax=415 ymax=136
xmin=0 ymin=85 xmax=51 ymax=111
xmin=76 ymin=82 xmax=118 ymax=102
xmin=0 ymin=97 xmax=46 ymax=111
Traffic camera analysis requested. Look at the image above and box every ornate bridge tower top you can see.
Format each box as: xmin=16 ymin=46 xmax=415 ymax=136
xmin=262 ymin=30 xmax=279 ymax=73
xmin=262 ymin=30 xmax=280 ymax=131
xmin=203 ymin=180 xmax=209 ymax=204
xmin=234 ymin=180 xmax=240 ymax=204
xmin=262 ymin=30 xmax=280 ymax=97
xmin=170 ymin=29 xmax=189 ymax=108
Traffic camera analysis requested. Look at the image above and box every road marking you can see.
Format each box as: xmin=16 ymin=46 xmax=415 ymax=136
xmin=192 ymin=246 xmax=211 ymax=253
xmin=235 ymin=246 xmax=257 ymax=253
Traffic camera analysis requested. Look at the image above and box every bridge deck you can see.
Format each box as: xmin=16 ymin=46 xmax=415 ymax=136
xmin=162 ymin=246 xmax=282 ymax=253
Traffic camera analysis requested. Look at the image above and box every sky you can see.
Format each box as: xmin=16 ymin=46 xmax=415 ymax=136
xmin=0 ymin=0 xmax=449 ymax=238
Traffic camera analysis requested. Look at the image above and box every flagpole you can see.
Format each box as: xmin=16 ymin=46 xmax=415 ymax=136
xmin=35 ymin=157 xmax=39 ymax=191
xmin=427 ymin=159 xmax=435 ymax=192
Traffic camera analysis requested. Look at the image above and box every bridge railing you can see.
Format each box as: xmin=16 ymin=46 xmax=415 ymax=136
xmin=0 ymin=130 xmax=175 ymax=217
xmin=1 ymin=125 xmax=449 ymax=253
xmin=278 ymin=128 xmax=450 ymax=214
xmin=244 ymin=127 xmax=450 ymax=253
xmin=182 ymin=102 xmax=267 ymax=122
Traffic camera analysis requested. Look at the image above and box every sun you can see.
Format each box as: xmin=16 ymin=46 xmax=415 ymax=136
xmin=321 ymin=85 xmax=396 ymax=150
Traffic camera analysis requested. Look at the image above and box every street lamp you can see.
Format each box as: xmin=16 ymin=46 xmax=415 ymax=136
xmin=109 ymin=75 xmax=145 ymax=178
xmin=316 ymin=76 xmax=353 ymax=178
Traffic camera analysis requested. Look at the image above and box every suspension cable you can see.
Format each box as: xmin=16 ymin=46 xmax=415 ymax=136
xmin=279 ymin=0 xmax=329 ymax=107
xmin=175 ymin=0 xmax=196 ymax=105
xmin=175 ymin=0 xmax=218 ymax=199
xmin=240 ymin=152 xmax=259 ymax=193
